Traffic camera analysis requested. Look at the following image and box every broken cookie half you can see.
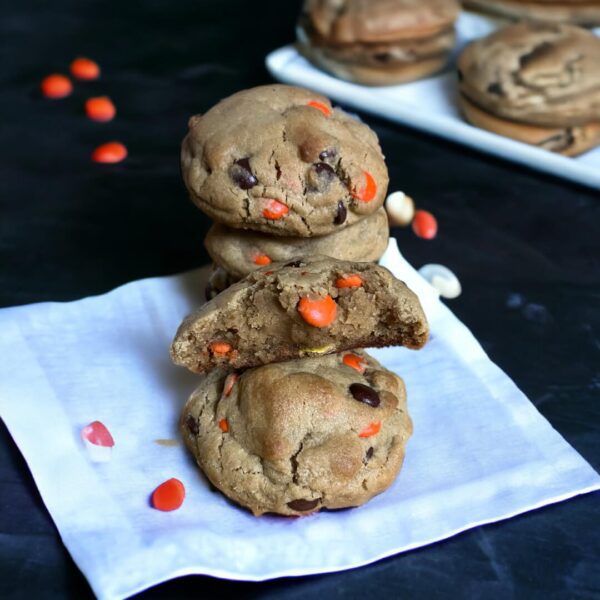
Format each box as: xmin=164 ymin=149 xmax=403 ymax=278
xmin=171 ymin=255 xmax=428 ymax=374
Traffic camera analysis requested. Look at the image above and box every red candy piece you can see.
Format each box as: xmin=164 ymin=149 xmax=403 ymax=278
xmin=342 ymin=353 xmax=367 ymax=374
xmin=218 ymin=418 xmax=229 ymax=433
xmin=40 ymin=74 xmax=73 ymax=99
xmin=70 ymin=57 xmax=100 ymax=80
xmin=298 ymin=295 xmax=337 ymax=328
xmin=81 ymin=420 xmax=115 ymax=447
xmin=412 ymin=210 xmax=438 ymax=240
xmin=92 ymin=142 xmax=127 ymax=164
xmin=151 ymin=478 xmax=185 ymax=511
xmin=209 ymin=341 xmax=232 ymax=356
xmin=351 ymin=171 xmax=377 ymax=202
xmin=307 ymin=100 xmax=331 ymax=117
xmin=85 ymin=96 xmax=116 ymax=122
xmin=222 ymin=373 xmax=239 ymax=397
xmin=254 ymin=254 xmax=271 ymax=266
xmin=262 ymin=199 xmax=289 ymax=220
xmin=335 ymin=274 xmax=363 ymax=289
xmin=358 ymin=421 xmax=381 ymax=438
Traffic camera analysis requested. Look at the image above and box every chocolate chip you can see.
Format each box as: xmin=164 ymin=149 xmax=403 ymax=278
xmin=349 ymin=383 xmax=380 ymax=407
xmin=366 ymin=447 xmax=374 ymax=460
xmin=319 ymin=148 xmax=336 ymax=161
xmin=333 ymin=200 xmax=347 ymax=225
xmin=314 ymin=162 xmax=335 ymax=178
xmin=374 ymin=52 xmax=392 ymax=63
xmin=285 ymin=260 xmax=305 ymax=268
xmin=487 ymin=82 xmax=503 ymax=96
xmin=186 ymin=415 xmax=199 ymax=435
xmin=287 ymin=498 xmax=320 ymax=512
xmin=230 ymin=158 xmax=257 ymax=189
xmin=519 ymin=42 xmax=552 ymax=68
xmin=307 ymin=162 xmax=336 ymax=192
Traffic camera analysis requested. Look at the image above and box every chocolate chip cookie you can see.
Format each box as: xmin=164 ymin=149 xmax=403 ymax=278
xmin=297 ymin=0 xmax=460 ymax=86
xmin=205 ymin=207 xmax=389 ymax=281
xmin=171 ymin=255 xmax=428 ymax=374
xmin=181 ymin=85 xmax=388 ymax=237
xmin=463 ymin=0 xmax=600 ymax=27
xmin=458 ymin=22 xmax=600 ymax=156
xmin=181 ymin=351 xmax=412 ymax=516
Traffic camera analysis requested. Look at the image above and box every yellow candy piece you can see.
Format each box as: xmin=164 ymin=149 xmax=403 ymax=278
xmin=300 ymin=344 xmax=334 ymax=355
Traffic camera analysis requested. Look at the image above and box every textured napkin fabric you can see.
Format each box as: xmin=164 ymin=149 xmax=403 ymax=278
xmin=1 ymin=239 xmax=598 ymax=600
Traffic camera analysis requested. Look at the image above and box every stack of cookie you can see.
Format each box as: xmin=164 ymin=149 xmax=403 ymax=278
xmin=171 ymin=256 xmax=429 ymax=516
xmin=179 ymin=84 xmax=391 ymax=299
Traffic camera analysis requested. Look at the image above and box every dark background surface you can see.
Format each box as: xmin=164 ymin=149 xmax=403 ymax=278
xmin=1 ymin=0 xmax=599 ymax=597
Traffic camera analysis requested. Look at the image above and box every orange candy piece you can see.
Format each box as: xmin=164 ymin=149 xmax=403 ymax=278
xmin=307 ymin=100 xmax=331 ymax=117
xmin=351 ymin=171 xmax=377 ymax=202
xmin=91 ymin=142 xmax=127 ymax=164
xmin=222 ymin=373 xmax=239 ymax=397
xmin=335 ymin=274 xmax=363 ymax=289
xmin=70 ymin=57 xmax=100 ymax=81
xmin=298 ymin=295 xmax=337 ymax=328
xmin=254 ymin=254 xmax=271 ymax=266
xmin=151 ymin=478 xmax=185 ymax=511
xmin=209 ymin=341 xmax=232 ymax=356
xmin=358 ymin=421 xmax=381 ymax=438
xmin=85 ymin=96 xmax=116 ymax=122
xmin=40 ymin=74 xmax=73 ymax=99
xmin=218 ymin=418 xmax=229 ymax=433
xmin=342 ymin=353 xmax=367 ymax=374
xmin=262 ymin=199 xmax=289 ymax=220
xmin=412 ymin=210 xmax=438 ymax=240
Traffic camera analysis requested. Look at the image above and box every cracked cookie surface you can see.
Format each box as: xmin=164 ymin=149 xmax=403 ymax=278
xmin=181 ymin=84 xmax=388 ymax=237
xmin=181 ymin=351 xmax=412 ymax=516
xmin=205 ymin=207 xmax=389 ymax=281
xmin=171 ymin=255 xmax=429 ymax=374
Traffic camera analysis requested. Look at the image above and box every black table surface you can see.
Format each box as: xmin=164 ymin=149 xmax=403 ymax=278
xmin=1 ymin=1 xmax=599 ymax=597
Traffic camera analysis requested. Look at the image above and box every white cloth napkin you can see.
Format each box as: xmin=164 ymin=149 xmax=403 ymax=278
xmin=1 ymin=239 xmax=598 ymax=600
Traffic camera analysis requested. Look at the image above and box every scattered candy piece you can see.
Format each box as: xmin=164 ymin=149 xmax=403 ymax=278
xmin=298 ymin=294 xmax=337 ymax=328
xmin=342 ymin=353 xmax=367 ymax=374
xmin=85 ymin=96 xmax=116 ymax=122
xmin=91 ymin=141 xmax=127 ymax=164
xmin=209 ymin=341 xmax=232 ymax=356
xmin=358 ymin=421 xmax=381 ymax=438
xmin=385 ymin=191 xmax=415 ymax=227
xmin=412 ymin=210 xmax=437 ymax=239
xmin=262 ymin=199 xmax=289 ymax=220
xmin=418 ymin=264 xmax=462 ymax=299
xmin=70 ymin=57 xmax=100 ymax=80
xmin=151 ymin=478 xmax=185 ymax=511
xmin=80 ymin=420 xmax=114 ymax=463
xmin=307 ymin=100 xmax=331 ymax=117
xmin=222 ymin=372 xmax=239 ymax=397
xmin=40 ymin=74 xmax=73 ymax=99
xmin=218 ymin=418 xmax=229 ymax=433
xmin=253 ymin=254 xmax=271 ymax=266
xmin=335 ymin=274 xmax=363 ymax=289
xmin=351 ymin=171 xmax=377 ymax=202
xmin=301 ymin=343 xmax=334 ymax=355
xmin=350 ymin=383 xmax=380 ymax=407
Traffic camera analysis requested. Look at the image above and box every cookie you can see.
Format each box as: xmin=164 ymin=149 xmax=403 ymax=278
xmin=171 ymin=255 xmax=428 ymax=374
xmin=458 ymin=22 xmax=600 ymax=155
xmin=181 ymin=85 xmax=388 ymax=237
xmin=463 ymin=0 xmax=600 ymax=27
xmin=205 ymin=207 xmax=389 ymax=281
xmin=181 ymin=351 xmax=412 ymax=516
xmin=205 ymin=263 xmax=237 ymax=301
xmin=297 ymin=0 xmax=460 ymax=86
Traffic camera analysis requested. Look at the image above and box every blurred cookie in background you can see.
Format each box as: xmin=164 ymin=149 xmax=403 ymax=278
xmin=458 ymin=22 xmax=600 ymax=155
xmin=297 ymin=0 xmax=461 ymax=86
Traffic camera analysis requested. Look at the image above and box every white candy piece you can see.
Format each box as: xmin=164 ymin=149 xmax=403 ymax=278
xmin=419 ymin=264 xmax=462 ymax=299
xmin=385 ymin=191 xmax=415 ymax=227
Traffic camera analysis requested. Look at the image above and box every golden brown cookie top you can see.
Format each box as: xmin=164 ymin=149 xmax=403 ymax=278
xmin=304 ymin=0 xmax=460 ymax=44
xmin=181 ymin=351 xmax=412 ymax=516
xmin=181 ymin=84 xmax=388 ymax=237
xmin=458 ymin=22 xmax=600 ymax=127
